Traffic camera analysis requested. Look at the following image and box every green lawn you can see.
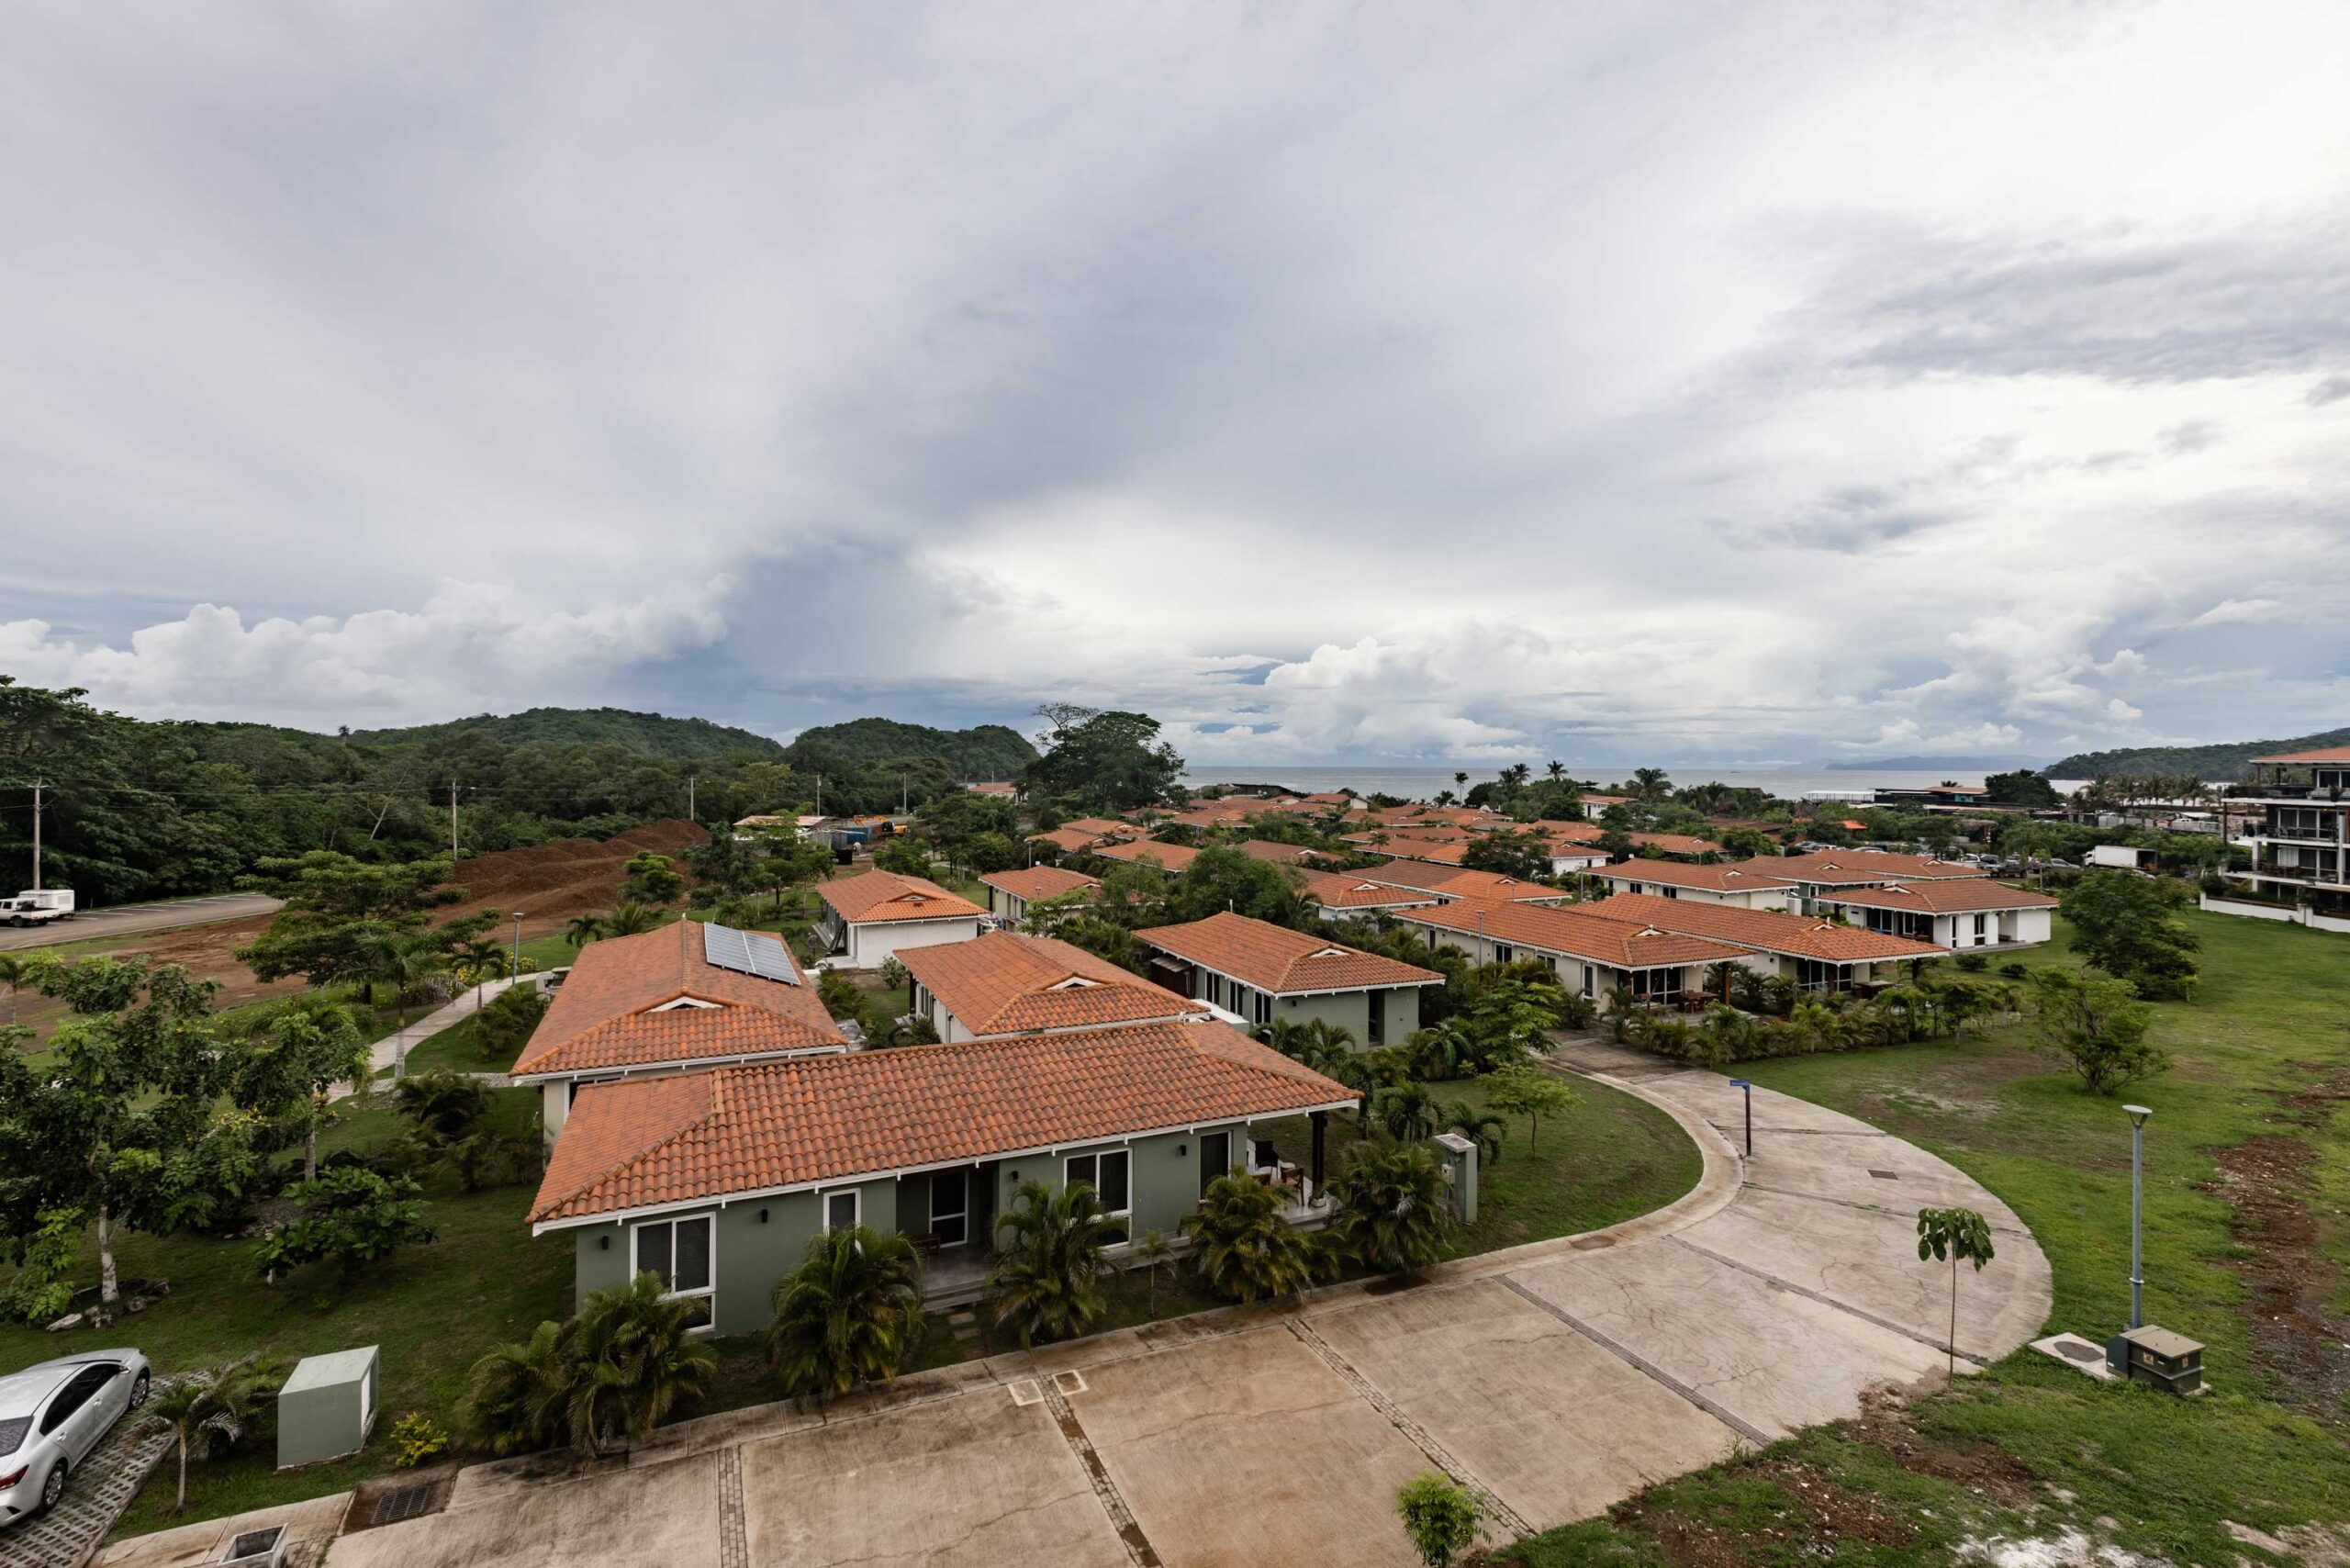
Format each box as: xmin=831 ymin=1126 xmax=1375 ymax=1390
xmin=398 ymin=1012 xmax=529 ymax=1075
xmin=1505 ymin=911 xmax=2350 ymax=1568
xmin=0 ymin=1088 xmax=573 ymax=1540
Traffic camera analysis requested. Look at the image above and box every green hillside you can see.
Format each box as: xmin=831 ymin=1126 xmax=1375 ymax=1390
xmin=2045 ymin=724 xmax=2350 ymax=780
xmin=783 ymin=717 xmax=1035 ymax=778
xmin=349 ymin=706 xmax=785 ymax=759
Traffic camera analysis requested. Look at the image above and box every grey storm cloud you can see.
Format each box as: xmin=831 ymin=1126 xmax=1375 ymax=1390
xmin=3 ymin=1 xmax=2348 ymax=765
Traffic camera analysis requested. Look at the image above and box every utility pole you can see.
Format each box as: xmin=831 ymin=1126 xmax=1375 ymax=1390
xmin=815 ymin=774 xmax=823 ymax=815
xmin=449 ymin=780 xmax=460 ymax=859
xmin=29 ymin=779 xmax=42 ymax=891
xmin=688 ymin=775 xmax=697 ymax=823
xmin=512 ymin=910 xmax=524 ymax=983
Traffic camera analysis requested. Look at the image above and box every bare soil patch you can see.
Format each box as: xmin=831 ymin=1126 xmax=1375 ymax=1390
xmin=2204 ymin=1062 xmax=2350 ymax=1419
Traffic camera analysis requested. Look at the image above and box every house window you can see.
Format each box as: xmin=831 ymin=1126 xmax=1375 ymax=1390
xmin=1065 ymin=1148 xmax=1132 ymax=1240
xmin=632 ymin=1215 xmax=714 ymax=1329
xmin=1200 ymin=1130 xmax=1232 ymax=1194
xmin=1630 ymin=969 xmax=1682 ymax=1003
xmin=1366 ymin=993 xmax=1384 ymax=1047
xmin=1254 ymin=991 xmax=1273 ymax=1025
xmin=1493 ymin=943 xmax=1514 ymax=964
xmin=930 ymin=1170 xmax=968 ymax=1247
xmin=822 ymin=1190 xmax=859 ymax=1232
xmin=1972 ymin=913 xmax=1987 ymax=945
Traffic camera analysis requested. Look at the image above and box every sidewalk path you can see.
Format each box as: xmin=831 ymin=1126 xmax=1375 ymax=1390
xmin=156 ymin=1034 xmax=2057 ymax=1568
xmin=341 ymin=974 xmax=547 ymax=1094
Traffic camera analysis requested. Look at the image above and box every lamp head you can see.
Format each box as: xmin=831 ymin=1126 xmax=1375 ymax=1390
xmin=2124 ymin=1103 xmax=2153 ymax=1127
xmin=1728 ymin=1078 xmax=1752 ymax=1091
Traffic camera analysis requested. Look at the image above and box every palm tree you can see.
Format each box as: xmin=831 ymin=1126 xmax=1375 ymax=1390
xmin=143 ymin=1357 xmax=279 ymax=1514
xmin=1453 ymin=771 xmax=1469 ymax=794
xmin=601 ymin=902 xmax=662 ymax=937
xmin=565 ymin=913 xmax=606 ymax=948
xmin=767 ymin=1226 xmax=925 ymax=1406
xmin=1131 ymin=1228 xmax=1176 ymax=1319
xmin=1374 ymin=1082 xmax=1441 ymax=1142
xmin=1442 ymin=1101 xmax=1505 ymax=1166
xmin=1181 ymin=1172 xmax=1332 ymax=1303
xmin=0 ymin=952 xmax=28 ymax=1025
xmin=985 ymin=1180 xmax=1116 ymax=1348
xmin=461 ymin=1318 xmax=577 ymax=1457
xmin=1547 ymin=760 xmax=1566 ymax=783
xmin=564 ymin=1272 xmax=719 ymax=1457
xmin=1326 ymin=1141 xmax=1458 ymax=1276
xmin=453 ymin=935 xmax=508 ymax=1011
xmin=358 ymin=929 xmax=445 ymax=1076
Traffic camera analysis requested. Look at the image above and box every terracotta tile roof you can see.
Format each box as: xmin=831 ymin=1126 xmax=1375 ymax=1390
xmin=1740 ymin=851 xmax=1987 ymax=884
xmin=1353 ymin=861 xmax=1567 ymax=902
xmin=1031 ymin=825 xmax=1112 ymax=854
xmin=817 ymin=869 xmax=988 ymax=924
xmin=2255 ymin=745 xmax=2350 ymax=764
xmin=1135 ymin=911 xmax=1443 ymax=994
xmin=1062 ymin=817 xmax=1136 ymax=837
xmin=1498 ymin=819 xmax=1605 ymax=844
xmin=1237 ymin=840 xmax=1315 ymax=864
xmin=1628 ymin=832 xmax=1723 ymax=857
xmin=530 ymin=1020 xmax=1356 ymax=1226
xmin=1813 ymin=879 xmax=2059 ymax=914
xmin=512 ymin=921 xmax=845 ymax=1080
xmin=979 ymin=866 xmax=1101 ymax=903
xmin=1091 ymin=838 xmax=1203 ymax=873
xmin=965 ymin=781 xmax=1019 ymax=795
xmin=1592 ymin=861 xmax=1798 ymax=893
xmin=1576 ymin=894 xmax=1951 ymax=963
xmin=1395 ymin=897 xmax=1750 ymax=969
xmin=1295 ymin=868 xmax=1443 ymax=910
xmin=899 ymin=931 xmax=1205 ymax=1036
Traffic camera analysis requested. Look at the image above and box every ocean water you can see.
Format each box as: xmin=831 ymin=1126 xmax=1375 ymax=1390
xmin=1180 ymin=765 xmax=2084 ymax=802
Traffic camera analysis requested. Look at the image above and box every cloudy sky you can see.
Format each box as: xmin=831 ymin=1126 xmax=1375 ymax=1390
xmin=4 ymin=2 xmax=2345 ymax=767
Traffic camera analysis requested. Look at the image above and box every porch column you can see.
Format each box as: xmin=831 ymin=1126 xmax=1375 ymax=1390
xmin=1310 ymin=1111 xmax=1327 ymax=1193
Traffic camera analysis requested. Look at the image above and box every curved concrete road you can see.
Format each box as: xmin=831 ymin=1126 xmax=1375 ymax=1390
xmin=114 ymin=1037 xmax=2052 ymax=1568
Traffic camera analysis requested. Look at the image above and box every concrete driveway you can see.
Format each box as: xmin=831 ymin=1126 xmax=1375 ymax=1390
xmin=306 ymin=1041 xmax=2053 ymax=1568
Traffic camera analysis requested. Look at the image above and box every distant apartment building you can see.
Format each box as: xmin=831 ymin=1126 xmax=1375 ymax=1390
xmin=2211 ymin=746 xmax=2350 ymax=934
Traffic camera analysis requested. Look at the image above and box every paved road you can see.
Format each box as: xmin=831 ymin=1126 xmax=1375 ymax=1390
xmin=188 ymin=1038 xmax=2053 ymax=1568
xmin=0 ymin=893 xmax=281 ymax=951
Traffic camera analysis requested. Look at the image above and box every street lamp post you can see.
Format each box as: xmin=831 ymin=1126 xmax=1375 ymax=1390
xmin=2125 ymin=1104 xmax=2152 ymax=1328
xmin=1728 ymin=1078 xmax=1754 ymax=1158
xmin=512 ymin=911 xmax=524 ymax=986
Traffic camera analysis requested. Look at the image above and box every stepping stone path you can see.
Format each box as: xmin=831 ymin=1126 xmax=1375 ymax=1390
xmin=947 ymin=1308 xmax=984 ymax=1356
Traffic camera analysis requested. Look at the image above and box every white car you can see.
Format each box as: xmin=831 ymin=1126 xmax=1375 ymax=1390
xmin=0 ymin=1350 xmax=151 ymax=1525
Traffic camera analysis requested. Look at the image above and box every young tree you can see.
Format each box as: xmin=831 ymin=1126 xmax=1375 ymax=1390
xmin=236 ymin=852 xmax=464 ymax=991
xmin=1395 ymin=1473 xmax=1483 ymax=1568
xmin=2061 ymin=871 xmax=2200 ymax=999
xmin=452 ymin=935 xmax=509 ymax=1011
xmin=565 ymin=913 xmax=606 ymax=947
xmin=230 ymin=995 xmax=373 ymax=1182
xmin=1373 ymin=1082 xmax=1441 ymax=1142
xmin=767 ymin=1226 xmax=926 ymax=1406
xmin=461 ymin=1318 xmax=577 ymax=1458
xmin=2028 ymin=969 xmax=2168 ymax=1094
xmin=0 ymin=958 xmax=257 ymax=1305
xmin=986 ymin=1179 xmax=1117 ymax=1347
xmin=143 ymin=1356 xmax=278 ymax=1515
xmin=1486 ymin=1067 xmax=1579 ymax=1156
xmin=601 ymin=902 xmax=663 ymax=937
xmin=252 ymin=1167 xmax=437 ymax=1282
xmin=1915 ymin=1206 xmax=1995 ymax=1381
xmin=1132 ymin=1228 xmax=1176 ymax=1319
xmin=1181 ymin=1172 xmax=1333 ymax=1303
xmin=621 ymin=851 xmax=686 ymax=909
xmin=1326 ymin=1142 xmax=1458 ymax=1276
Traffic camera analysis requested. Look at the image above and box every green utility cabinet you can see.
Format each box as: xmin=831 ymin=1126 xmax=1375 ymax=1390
xmin=277 ymin=1345 xmax=379 ymax=1469
xmin=1432 ymin=1132 xmax=1479 ymax=1225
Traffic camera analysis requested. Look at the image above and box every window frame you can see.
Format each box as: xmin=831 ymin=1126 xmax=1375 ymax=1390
xmin=929 ymin=1170 xmax=968 ymax=1248
xmin=631 ymin=1213 xmax=716 ymax=1330
xmin=1199 ymin=1130 xmax=1232 ymax=1195
xmin=822 ymin=1189 xmax=860 ymax=1233
xmin=1064 ymin=1148 xmax=1133 ymax=1229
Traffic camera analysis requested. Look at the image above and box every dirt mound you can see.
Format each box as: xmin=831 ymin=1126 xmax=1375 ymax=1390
xmin=445 ymin=818 xmax=707 ymax=935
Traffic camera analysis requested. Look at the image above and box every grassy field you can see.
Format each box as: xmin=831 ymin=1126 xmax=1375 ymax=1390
xmin=0 ymin=1088 xmax=574 ymax=1540
xmin=398 ymin=1012 xmax=529 ymax=1074
xmin=1503 ymin=911 xmax=2350 ymax=1568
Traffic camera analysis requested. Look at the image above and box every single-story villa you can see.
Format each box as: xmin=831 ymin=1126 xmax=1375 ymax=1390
xmin=1729 ymin=850 xmax=1986 ymax=914
xmin=1585 ymin=861 xmax=1797 ymax=910
xmin=978 ymin=864 xmax=1100 ymax=925
xmin=510 ymin=921 xmax=847 ymax=1142
xmin=1576 ymin=893 xmax=1948 ymax=992
xmin=1089 ymin=837 xmax=1203 ymax=874
xmin=1030 ymin=825 xmax=1115 ymax=857
xmin=1237 ymin=840 xmax=1316 ymax=865
xmin=1295 ymin=867 xmax=1442 ymax=915
xmin=1352 ymin=860 xmax=1572 ymax=905
xmin=898 ymin=931 xmax=1208 ymax=1041
xmin=1390 ymin=897 xmax=1754 ymax=1009
xmin=1624 ymin=832 xmax=1723 ymax=861
xmin=815 ymin=870 xmax=989 ymax=968
xmin=1061 ymin=817 xmax=1137 ymax=840
xmin=1135 ymin=911 xmax=1442 ymax=1049
xmin=529 ymin=1019 xmax=1357 ymax=1325
xmin=1810 ymin=880 xmax=2058 ymax=949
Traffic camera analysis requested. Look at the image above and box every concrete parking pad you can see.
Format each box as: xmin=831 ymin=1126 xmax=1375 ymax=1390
xmin=1679 ymin=1185 xmax=2052 ymax=1361
xmin=741 ymin=1388 xmax=1129 ymax=1568
xmin=91 ymin=1491 xmax=351 ymax=1568
xmin=1071 ymin=1325 xmax=1436 ymax=1568
xmin=1509 ymin=1236 xmax=1947 ymax=1441
xmin=327 ymin=1450 xmax=723 ymax=1568
xmin=1310 ymin=1277 xmax=1743 ymax=1530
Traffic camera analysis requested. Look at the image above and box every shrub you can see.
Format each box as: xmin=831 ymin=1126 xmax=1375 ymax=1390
xmin=1183 ymin=1172 xmax=1334 ymax=1302
xmin=877 ymin=955 xmax=910 ymax=991
xmin=986 ymin=1179 xmax=1115 ymax=1347
xmin=1954 ymin=952 xmax=1989 ymax=972
xmin=1395 ymin=1472 xmax=1483 ymax=1566
xmin=393 ymin=1070 xmax=492 ymax=1143
xmin=767 ymin=1226 xmax=926 ymax=1406
xmin=1998 ymin=961 xmax=2030 ymax=980
xmin=562 ymin=1272 xmax=719 ymax=1456
xmin=252 ymin=1166 xmax=436 ymax=1281
xmin=1326 ymin=1142 xmax=1458 ymax=1276
xmin=474 ymin=984 xmax=549 ymax=1062
xmin=2029 ymin=969 xmax=2168 ymax=1094
xmin=817 ymin=970 xmax=864 ymax=1021
xmin=460 ymin=1319 xmax=576 ymax=1457
xmin=390 ymin=1411 xmax=448 ymax=1468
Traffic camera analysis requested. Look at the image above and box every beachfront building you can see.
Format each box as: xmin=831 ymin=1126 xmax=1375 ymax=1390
xmin=2211 ymin=745 xmax=2350 ymax=932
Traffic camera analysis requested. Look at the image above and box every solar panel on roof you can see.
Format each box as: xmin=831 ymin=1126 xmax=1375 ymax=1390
xmin=701 ymin=923 xmax=803 ymax=985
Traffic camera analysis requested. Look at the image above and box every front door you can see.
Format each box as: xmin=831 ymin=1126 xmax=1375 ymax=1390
xmin=931 ymin=1170 xmax=968 ymax=1247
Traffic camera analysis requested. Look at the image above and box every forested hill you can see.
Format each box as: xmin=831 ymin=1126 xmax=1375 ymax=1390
xmin=347 ymin=706 xmax=785 ymax=758
xmin=784 ymin=717 xmax=1035 ymax=778
xmin=2046 ymin=725 xmax=2350 ymax=780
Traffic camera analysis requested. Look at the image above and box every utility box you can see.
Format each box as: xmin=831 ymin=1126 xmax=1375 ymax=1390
xmin=2106 ymin=1326 xmax=2203 ymax=1395
xmin=277 ymin=1345 xmax=379 ymax=1469
xmin=1431 ymin=1132 xmax=1478 ymax=1226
